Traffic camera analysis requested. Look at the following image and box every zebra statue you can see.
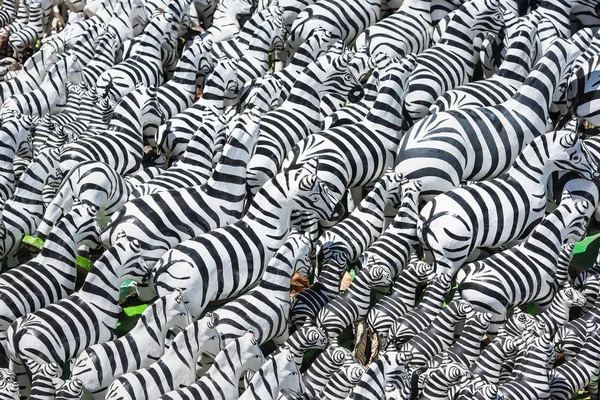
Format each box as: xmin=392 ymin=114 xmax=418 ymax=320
xmin=6 ymin=234 xmax=151 ymax=375
xmin=239 ymin=347 xmax=306 ymax=400
xmin=150 ymin=159 xmax=343 ymax=318
xmin=418 ymin=129 xmax=597 ymax=275
xmin=455 ymin=194 xmax=590 ymax=334
xmin=529 ymin=286 xmax=587 ymax=336
xmin=102 ymin=106 xmax=261 ymax=268
xmin=400 ymin=0 xmax=504 ymax=123
xmin=70 ymin=291 xmax=192 ymax=399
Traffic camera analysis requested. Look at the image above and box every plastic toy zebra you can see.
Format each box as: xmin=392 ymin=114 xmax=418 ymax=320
xmin=319 ymin=362 xmax=364 ymax=400
xmin=70 ymin=291 xmax=192 ymax=399
xmin=102 ymin=105 xmax=261 ymax=268
xmin=353 ymin=0 xmax=433 ymax=59
xmin=456 ymin=195 xmax=590 ymax=334
xmin=6 ymin=234 xmax=150 ymax=375
xmin=151 ymin=159 xmax=343 ymax=319
xmin=98 ymin=313 xmax=221 ymax=400
xmin=287 ymin=0 xmax=380 ymax=55
xmin=0 ymin=111 xmax=33 ymax=203
xmin=316 ymin=169 xmax=404 ymax=272
xmin=395 ymin=37 xmax=586 ymax=202
xmin=430 ymin=16 xmax=540 ymax=114
xmin=418 ymin=130 xmax=598 ymax=275
xmin=0 ymin=205 xmax=100 ymax=354
xmin=245 ymin=50 xmax=366 ymax=196
xmin=401 ymin=0 xmax=503 ymax=123
xmin=317 ymin=262 xmax=393 ymax=339
xmin=96 ymin=10 xmax=175 ymax=103
xmin=110 ymin=330 xmax=262 ymax=400
xmin=60 ymin=85 xmax=163 ymax=176
xmin=239 ymin=347 xmax=305 ymax=400
xmin=211 ymin=231 xmax=313 ymax=346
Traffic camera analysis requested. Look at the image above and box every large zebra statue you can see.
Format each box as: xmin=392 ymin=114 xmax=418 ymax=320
xmin=150 ymin=159 xmax=343 ymax=318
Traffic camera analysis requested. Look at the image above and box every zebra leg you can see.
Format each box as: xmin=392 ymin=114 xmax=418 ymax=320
xmin=35 ymin=194 xmax=75 ymax=240
xmin=9 ymin=360 xmax=30 ymax=398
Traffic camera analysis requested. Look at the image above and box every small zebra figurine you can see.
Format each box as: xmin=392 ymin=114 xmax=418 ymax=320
xmin=319 ymin=363 xmax=365 ymax=400
xmin=317 ymin=262 xmax=393 ymax=339
xmin=100 ymin=313 xmax=222 ymax=400
xmin=70 ymin=291 xmax=193 ymax=400
xmin=151 ymin=330 xmax=263 ymax=400
xmin=240 ymin=347 xmax=306 ymax=400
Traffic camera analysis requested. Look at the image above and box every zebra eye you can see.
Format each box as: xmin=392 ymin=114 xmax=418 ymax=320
xmin=311 ymin=194 xmax=320 ymax=202
xmin=344 ymin=73 xmax=352 ymax=81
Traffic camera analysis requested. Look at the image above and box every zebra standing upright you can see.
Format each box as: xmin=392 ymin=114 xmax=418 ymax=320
xmin=70 ymin=291 xmax=193 ymax=399
xmin=150 ymin=159 xmax=343 ymax=318
xmin=401 ymin=0 xmax=504 ymax=123
xmin=395 ymin=37 xmax=586 ymax=201
xmin=6 ymin=234 xmax=150 ymax=374
xmin=455 ymin=195 xmax=590 ymax=334
xmin=102 ymin=106 xmax=262 ymax=267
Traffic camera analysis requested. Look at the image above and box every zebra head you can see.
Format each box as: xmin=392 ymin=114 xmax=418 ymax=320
xmin=289 ymin=230 xmax=314 ymax=277
xmin=573 ymin=272 xmax=600 ymax=312
xmin=558 ymin=284 xmax=587 ymax=310
xmin=362 ymin=261 xmax=393 ymax=288
xmin=65 ymin=54 xmax=83 ymax=86
xmin=140 ymin=86 xmax=165 ymax=130
xmin=0 ymin=111 xmax=33 ymax=159
xmin=161 ymin=289 xmax=194 ymax=333
xmin=286 ymin=158 xmax=344 ymax=222
xmin=194 ymin=312 xmax=223 ymax=358
xmin=554 ymin=192 xmax=591 ymax=243
xmin=321 ymin=50 xmax=364 ymax=104
xmin=298 ymin=318 xmax=329 ymax=350
xmin=499 ymin=307 xmax=536 ymax=337
xmin=264 ymin=5 xmax=288 ymax=52
xmin=238 ymin=329 xmax=265 ymax=373
xmin=189 ymin=33 xmax=214 ymax=76
xmin=472 ymin=0 xmax=504 ymax=36
xmin=58 ymin=204 xmax=103 ymax=250
xmin=111 ymin=231 xmax=151 ymax=284
xmin=566 ymin=53 xmax=600 ymax=127
xmin=0 ymin=373 xmax=19 ymax=400
xmin=277 ymin=348 xmax=306 ymax=397
xmin=540 ymin=130 xmax=599 ymax=180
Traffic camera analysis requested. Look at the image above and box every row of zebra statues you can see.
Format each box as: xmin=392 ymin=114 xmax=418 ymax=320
xmin=0 ymin=0 xmax=597 ymax=398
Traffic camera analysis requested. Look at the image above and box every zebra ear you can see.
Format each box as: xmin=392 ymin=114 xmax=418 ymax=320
xmin=129 ymin=239 xmax=141 ymax=253
xmin=560 ymin=190 xmax=573 ymax=204
xmin=301 ymin=158 xmax=319 ymax=177
xmin=116 ymin=230 xmax=126 ymax=240
xmin=302 ymin=316 xmax=314 ymax=327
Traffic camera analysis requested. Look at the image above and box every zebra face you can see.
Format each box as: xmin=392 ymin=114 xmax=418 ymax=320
xmin=302 ymin=325 xmax=329 ymax=349
xmin=163 ymin=289 xmax=194 ymax=332
xmin=551 ymin=131 xmax=599 ymax=180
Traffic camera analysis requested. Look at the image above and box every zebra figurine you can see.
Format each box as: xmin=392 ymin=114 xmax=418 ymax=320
xmin=1 ymin=53 xmax=83 ymax=118
xmin=360 ymin=261 xmax=433 ymax=360
xmin=99 ymin=313 xmax=221 ymax=400
xmin=395 ymin=37 xmax=585 ymax=201
xmin=456 ymin=195 xmax=590 ymax=334
xmin=400 ymin=0 xmax=504 ymax=123
xmin=34 ymin=161 xmax=163 ymax=240
xmin=150 ymin=159 xmax=343 ymax=319
xmin=315 ymin=169 xmax=404 ymax=274
xmin=244 ymin=50 xmax=366 ymax=196
xmin=211 ymin=231 xmax=313 ymax=346
xmin=96 ymin=10 xmax=175 ymax=103
xmin=319 ymin=363 xmax=365 ymax=400
xmin=418 ymin=129 xmax=598 ymax=276
xmin=102 ymin=105 xmax=262 ymax=268
xmin=60 ymin=85 xmax=163 ymax=176
xmin=573 ymin=251 xmax=600 ymax=313
xmin=0 ymin=111 xmax=33 ymax=204
xmin=286 ymin=0 xmax=380 ymax=55
xmin=349 ymin=351 xmax=412 ymax=400
xmin=429 ymin=16 xmax=540 ymax=114
xmin=6 ymin=234 xmax=151 ymax=375
xmin=359 ymin=179 xmax=422 ymax=278
xmin=387 ymin=274 xmax=453 ymax=348
xmin=549 ymin=325 xmax=600 ymax=400
xmin=0 ymin=205 xmax=100 ymax=354
xmin=113 ymin=330 xmax=263 ymax=400
xmin=0 ymin=147 xmax=61 ymax=260
xmin=317 ymin=262 xmax=393 ymax=339
xmin=280 ymin=55 xmax=418 ymax=203
xmin=398 ymin=299 xmax=475 ymax=368
xmin=420 ymin=359 xmax=473 ymax=400
xmin=239 ymin=347 xmax=306 ymax=400
xmin=70 ymin=291 xmax=192 ymax=399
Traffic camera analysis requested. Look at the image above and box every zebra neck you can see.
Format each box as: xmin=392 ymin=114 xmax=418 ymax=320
xmin=168 ymin=0 xmax=193 ymax=21
xmin=496 ymin=45 xmax=534 ymax=84
xmin=170 ymin=58 xmax=202 ymax=86
xmin=260 ymin=263 xmax=294 ymax=291
xmin=38 ymin=240 xmax=77 ymax=270
xmin=520 ymin=220 xmax=564 ymax=263
xmin=470 ymin=338 xmax=509 ymax=380
xmin=536 ymin=302 xmax=568 ymax=329
xmin=129 ymin=314 xmax=168 ymax=346
xmin=110 ymin=101 xmax=144 ymax=136
xmin=315 ymin=268 xmax=344 ymax=292
xmin=78 ymin=255 xmax=121 ymax=305
xmin=245 ymin=176 xmax=293 ymax=233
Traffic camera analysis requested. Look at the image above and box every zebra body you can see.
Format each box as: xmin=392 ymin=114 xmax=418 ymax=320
xmin=418 ymin=130 xmax=597 ymax=275
xmin=60 ymin=86 xmax=163 ymax=176
xmin=102 ymin=106 xmax=261 ymax=267
xmin=70 ymin=291 xmax=192 ymax=400
xmin=349 ymin=351 xmax=411 ymax=400
xmin=205 ymin=0 xmax=252 ymax=42
xmin=240 ymin=348 xmax=305 ymax=400
xmin=212 ymin=231 xmax=313 ymax=346
xmin=0 ymin=112 xmax=33 ymax=204
xmin=245 ymin=50 xmax=366 ymax=196
xmin=430 ymin=17 xmax=540 ymax=114
xmin=395 ymin=37 xmax=585 ymax=201
xmin=320 ymin=363 xmax=364 ymax=400
xmin=387 ymin=274 xmax=452 ymax=348
xmin=456 ymin=196 xmax=590 ymax=334
xmin=316 ymin=169 xmax=404 ymax=269
xmin=317 ymin=264 xmax=393 ymax=339
xmin=0 ymin=205 xmax=100 ymax=354
xmin=353 ymin=0 xmax=433 ymax=59
xmin=401 ymin=0 xmax=503 ymax=122
xmin=280 ymin=55 xmax=418 ymax=202
xmin=113 ymin=331 xmax=263 ymax=400
xmin=35 ymin=161 xmax=163 ymax=240
xmin=365 ymin=261 xmax=433 ymax=343
xmin=96 ymin=11 xmax=175 ymax=103
xmin=1 ymin=53 xmax=83 ymax=118
xmin=150 ymin=159 xmax=343 ymax=319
